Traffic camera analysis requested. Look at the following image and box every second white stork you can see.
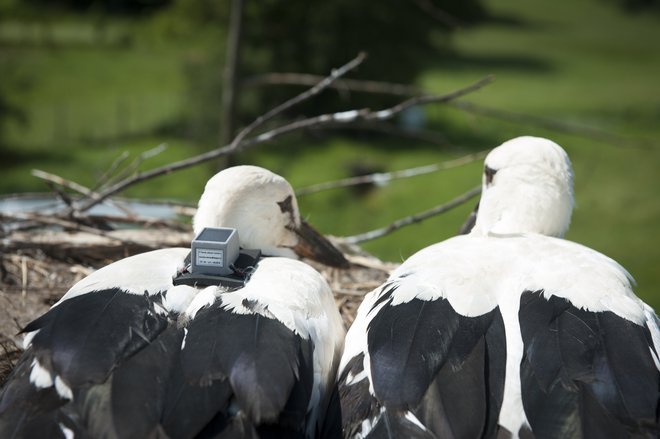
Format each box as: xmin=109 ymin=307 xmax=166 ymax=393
xmin=337 ymin=136 xmax=659 ymax=438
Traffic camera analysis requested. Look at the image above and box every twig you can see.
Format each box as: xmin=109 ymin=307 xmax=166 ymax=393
xmin=342 ymin=185 xmax=482 ymax=244
xmin=21 ymin=256 xmax=27 ymax=298
xmin=73 ymin=55 xmax=369 ymax=213
xmin=32 ymin=169 xmax=134 ymax=217
xmin=44 ymin=181 xmax=74 ymax=208
xmin=242 ymin=72 xmax=421 ymax=97
xmin=99 ymin=143 xmax=168 ymax=191
xmin=32 ymin=169 xmax=100 ymax=200
xmin=228 ymin=52 xmax=367 ymax=151
xmin=220 ymin=0 xmax=245 ymax=146
xmin=1 ymin=212 xmax=159 ymax=249
xmin=90 ymin=150 xmax=130 ymax=193
xmin=74 ymin=73 xmax=493 ymax=213
xmin=448 ymin=100 xmax=658 ymax=149
xmin=231 ymin=75 xmax=493 ymax=145
xmin=246 ymin=72 xmax=653 ymax=149
xmin=80 ymin=213 xmax=189 ymax=231
xmin=296 ymin=151 xmax=487 ymax=196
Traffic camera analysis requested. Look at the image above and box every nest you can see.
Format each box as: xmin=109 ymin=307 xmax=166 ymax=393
xmin=0 ymin=228 xmax=396 ymax=386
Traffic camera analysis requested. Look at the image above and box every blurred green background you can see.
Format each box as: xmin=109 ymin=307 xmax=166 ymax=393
xmin=1 ymin=0 xmax=659 ymax=308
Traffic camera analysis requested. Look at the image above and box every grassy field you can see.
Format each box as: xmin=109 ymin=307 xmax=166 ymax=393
xmin=1 ymin=0 xmax=659 ymax=307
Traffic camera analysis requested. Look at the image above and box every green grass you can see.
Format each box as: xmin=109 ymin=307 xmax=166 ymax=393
xmin=1 ymin=0 xmax=659 ymax=308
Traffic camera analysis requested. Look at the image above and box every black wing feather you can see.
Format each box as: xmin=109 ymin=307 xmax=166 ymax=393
xmin=0 ymin=288 xmax=171 ymax=438
xmin=24 ymin=288 xmax=169 ymax=386
xmin=0 ymin=351 xmax=74 ymax=439
xmin=338 ymin=353 xmax=381 ymax=437
xmin=67 ymin=324 xmax=184 ymax=438
xmin=163 ymin=299 xmax=315 ymax=437
xmin=519 ymin=290 xmax=660 ymax=438
xmin=366 ymin=296 xmax=506 ymax=438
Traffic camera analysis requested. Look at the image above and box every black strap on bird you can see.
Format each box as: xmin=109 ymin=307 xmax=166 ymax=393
xmin=172 ymin=248 xmax=262 ymax=290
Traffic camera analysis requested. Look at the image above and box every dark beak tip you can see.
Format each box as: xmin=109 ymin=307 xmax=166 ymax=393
xmin=296 ymin=221 xmax=350 ymax=268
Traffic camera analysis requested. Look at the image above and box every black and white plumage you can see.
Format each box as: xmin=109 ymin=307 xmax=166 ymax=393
xmin=337 ymin=136 xmax=660 ymax=438
xmin=0 ymin=165 xmax=347 ymax=439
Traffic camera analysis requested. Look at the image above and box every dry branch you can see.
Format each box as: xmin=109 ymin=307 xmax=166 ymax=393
xmin=70 ymin=70 xmax=493 ymax=214
xmin=243 ymin=73 xmax=421 ymax=97
xmin=1 ymin=212 xmax=161 ymax=249
xmin=90 ymin=151 xmax=130 ymax=193
xmin=1 ymin=229 xmax=191 ymax=262
xmin=296 ymin=151 xmax=487 ymax=196
xmin=243 ymin=72 xmax=653 ymax=149
xmin=32 ymin=169 xmax=135 ymax=217
xmin=342 ymin=185 xmax=482 ymax=244
xmin=447 ymin=100 xmax=657 ymax=149
xmin=72 ymin=54 xmax=372 ymax=213
xmin=228 ymin=52 xmax=367 ymax=151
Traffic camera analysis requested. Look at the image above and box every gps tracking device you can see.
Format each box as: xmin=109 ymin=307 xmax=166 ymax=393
xmin=173 ymin=227 xmax=261 ymax=289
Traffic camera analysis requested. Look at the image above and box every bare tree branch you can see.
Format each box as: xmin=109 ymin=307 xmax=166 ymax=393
xmin=228 ymin=52 xmax=368 ymax=151
xmin=296 ymin=151 xmax=487 ymax=196
xmin=342 ymin=185 xmax=482 ymax=244
xmin=447 ymin=100 xmax=658 ymax=149
xmin=90 ymin=150 xmax=130 ymax=193
xmin=237 ymin=75 xmax=494 ymax=146
xmin=32 ymin=169 xmax=135 ymax=217
xmin=98 ymin=143 xmax=168 ymax=192
xmin=243 ymin=73 xmax=421 ymax=97
xmin=220 ymin=0 xmax=245 ymax=147
xmin=72 ymin=54 xmax=371 ymax=213
xmin=32 ymin=169 xmax=100 ymax=199
xmin=0 ymin=212 xmax=159 ymax=249
xmin=244 ymin=72 xmax=654 ymax=149
xmin=72 ymin=71 xmax=493 ymax=214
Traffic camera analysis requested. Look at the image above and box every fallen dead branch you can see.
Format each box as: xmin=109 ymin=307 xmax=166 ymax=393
xmin=343 ymin=185 xmax=482 ymax=244
xmin=2 ymin=227 xmax=191 ymax=261
xmin=62 ymin=72 xmax=493 ymax=215
xmin=296 ymin=150 xmax=487 ymax=196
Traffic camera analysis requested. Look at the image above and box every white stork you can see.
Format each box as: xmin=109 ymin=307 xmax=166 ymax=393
xmin=0 ymin=165 xmax=348 ymax=438
xmin=337 ymin=136 xmax=660 ymax=438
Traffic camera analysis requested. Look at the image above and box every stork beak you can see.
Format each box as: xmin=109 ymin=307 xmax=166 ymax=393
xmin=293 ymin=220 xmax=350 ymax=268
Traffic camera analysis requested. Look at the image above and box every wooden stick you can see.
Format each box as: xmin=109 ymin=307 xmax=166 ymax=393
xmin=228 ymin=52 xmax=367 ymax=151
xmin=32 ymin=169 xmax=135 ymax=217
xmin=243 ymin=72 xmax=421 ymax=97
xmin=342 ymin=185 xmax=482 ymax=244
xmin=1 ymin=212 xmax=159 ymax=249
xmin=73 ymin=54 xmax=371 ymax=213
xmin=296 ymin=151 xmax=487 ymax=196
xmin=448 ymin=100 xmax=657 ymax=149
xmin=32 ymin=169 xmax=100 ymax=200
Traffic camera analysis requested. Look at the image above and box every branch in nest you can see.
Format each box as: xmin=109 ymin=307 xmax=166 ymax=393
xmin=242 ymin=72 xmax=421 ymax=97
xmin=342 ymin=185 xmax=482 ymax=244
xmin=31 ymin=169 xmax=135 ymax=218
xmin=447 ymin=100 xmax=657 ymax=149
xmin=296 ymin=151 xmax=487 ymax=196
xmin=1 ymin=212 xmax=160 ymax=249
xmin=38 ymin=57 xmax=493 ymax=222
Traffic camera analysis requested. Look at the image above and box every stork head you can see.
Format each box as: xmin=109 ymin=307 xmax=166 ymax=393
xmin=193 ymin=165 xmax=348 ymax=267
xmin=472 ymin=136 xmax=574 ymax=237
